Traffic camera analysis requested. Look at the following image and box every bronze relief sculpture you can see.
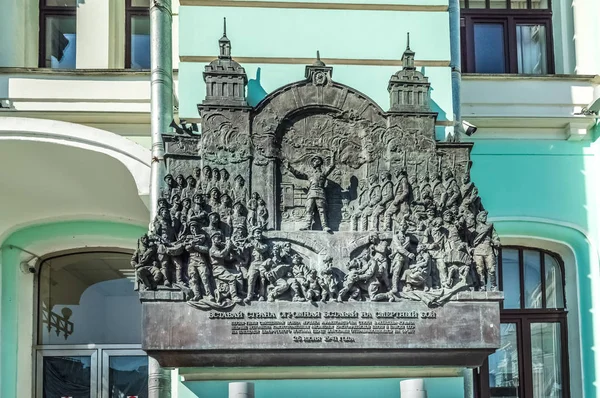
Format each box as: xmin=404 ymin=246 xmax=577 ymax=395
xmin=133 ymin=29 xmax=500 ymax=312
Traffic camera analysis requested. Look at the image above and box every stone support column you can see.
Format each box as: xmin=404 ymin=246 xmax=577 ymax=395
xmin=148 ymin=356 xmax=171 ymax=398
xmin=400 ymin=379 xmax=427 ymax=398
xmin=229 ymin=382 xmax=255 ymax=398
xmin=463 ymin=368 xmax=475 ymax=398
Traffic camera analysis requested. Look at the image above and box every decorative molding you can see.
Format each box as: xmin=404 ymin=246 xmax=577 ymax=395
xmin=463 ymin=73 xmax=600 ymax=83
xmin=0 ymin=117 xmax=151 ymax=196
xmin=565 ymin=121 xmax=594 ymax=141
xmin=180 ymin=55 xmax=450 ymax=67
xmin=179 ymin=366 xmax=463 ymax=381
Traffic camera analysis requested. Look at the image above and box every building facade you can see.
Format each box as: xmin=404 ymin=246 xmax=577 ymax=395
xmin=0 ymin=0 xmax=599 ymax=397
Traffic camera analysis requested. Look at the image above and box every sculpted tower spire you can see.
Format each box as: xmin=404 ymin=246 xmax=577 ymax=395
xmin=201 ymin=18 xmax=248 ymax=108
xmin=219 ymin=17 xmax=231 ymax=59
xmin=388 ymin=32 xmax=431 ymax=113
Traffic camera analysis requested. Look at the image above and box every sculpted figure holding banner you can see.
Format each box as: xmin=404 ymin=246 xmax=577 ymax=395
xmin=284 ymin=154 xmax=336 ymax=232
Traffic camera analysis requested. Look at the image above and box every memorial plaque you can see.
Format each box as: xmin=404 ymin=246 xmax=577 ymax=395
xmin=134 ymin=27 xmax=503 ymax=367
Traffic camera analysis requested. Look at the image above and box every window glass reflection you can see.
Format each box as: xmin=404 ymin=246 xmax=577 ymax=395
xmin=544 ymin=254 xmax=564 ymax=309
xmin=44 ymin=16 xmax=76 ymax=68
xmin=45 ymin=0 xmax=77 ymax=6
xmin=517 ymin=24 xmax=547 ymax=74
xmin=38 ymin=252 xmax=141 ymax=345
xmin=130 ymin=16 xmax=151 ymax=69
xmin=489 ymin=0 xmax=507 ymax=8
xmin=531 ymin=322 xmax=563 ymax=398
xmin=501 ymin=249 xmax=521 ymax=309
xmin=468 ymin=0 xmax=487 ymax=8
xmin=489 ymin=323 xmax=520 ymax=397
xmin=523 ymin=250 xmax=542 ymax=308
xmin=43 ymin=356 xmax=91 ymax=398
xmin=510 ymin=0 xmax=528 ymax=8
xmin=474 ymin=23 xmax=506 ymax=73
xmin=531 ymin=0 xmax=549 ymax=8
xmin=109 ymin=356 xmax=148 ymax=398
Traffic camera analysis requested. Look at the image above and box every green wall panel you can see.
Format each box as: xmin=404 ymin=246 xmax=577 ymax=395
xmin=179 ymin=6 xmax=450 ymax=60
xmin=178 ymin=61 xmax=452 ymax=121
xmin=470 ymin=139 xmax=591 ymax=228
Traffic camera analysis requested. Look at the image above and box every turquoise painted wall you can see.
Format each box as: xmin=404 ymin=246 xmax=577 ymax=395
xmin=178 ymin=62 xmax=452 ymax=123
xmin=0 ymin=221 xmax=146 ymax=398
xmin=470 ymin=139 xmax=591 ymax=227
xmin=180 ymin=377 xmax=464 ymax=398
xmin=177 ymin=4 xmax=454 ymax=121
xmin=469 ymin=136 xmax=600 ymax=398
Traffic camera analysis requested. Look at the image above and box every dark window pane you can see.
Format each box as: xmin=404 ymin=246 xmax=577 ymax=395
xmin=38 ymin=252 xmax=141 ymax=344
xmin=501 ymin=249 xmax=521 ymax=308
xmin=517 ymin=24 xmax=548 ymax=74
xmin=489 ymin=323 xmax=520 ymax=397
xmin=44 ymin=16 xmax=76 ymax=68
xmin=109 ymin=356 xmax=149 ymax=398
xmin=531 ymin=323 xmax=563 ymax=398
xmin=45 ymin=0 xmax=77 ymax=6
xmin=43 ymin=356 xmax=91 ymax=398
xmin=474 ymin=23 xmax=506 ymax=73
xmin=130 ymin=16 xmax=151 ymax=69
xmin=544 ymin=254 xmax=565 ymax=309
xmin=523 ymin=250 xmax=542 ymax=308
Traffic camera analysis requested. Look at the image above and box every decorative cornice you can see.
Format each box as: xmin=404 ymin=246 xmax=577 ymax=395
xmin=181 ymin=55 xmax=450 ymax=67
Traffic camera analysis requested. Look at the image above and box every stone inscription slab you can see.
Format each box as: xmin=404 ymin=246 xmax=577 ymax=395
xmin=143 ymin=300 xmax=499 ymax=351
xmin=215 ymin=309 xmax=434 ymax=342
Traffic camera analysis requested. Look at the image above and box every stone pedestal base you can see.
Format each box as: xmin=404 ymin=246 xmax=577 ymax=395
xmin=142 ymin=292 xmax=501 ymax=368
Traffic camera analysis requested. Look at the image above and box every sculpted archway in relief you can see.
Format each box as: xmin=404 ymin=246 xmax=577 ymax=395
xmin=133 ymin=38 xmax=500 ymax=310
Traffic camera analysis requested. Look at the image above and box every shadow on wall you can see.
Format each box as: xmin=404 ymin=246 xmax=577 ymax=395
xmin=181 ymin=377 xmax=465 ymax=398
xmin=422 ymin=67 xmax=448 ymax=123
xmin=247 ymin=67 xmax=268 ymax=107
xmin=247 ymin=67 xmax=449 ymax=122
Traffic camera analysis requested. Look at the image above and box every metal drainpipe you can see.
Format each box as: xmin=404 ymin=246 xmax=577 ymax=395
xmin=148 ymin=0 xmax=173 ymax=397
xmin=149 ymin=0 xmax=173 ymax=221
xmin=448 ymin=0 xmax=462 ymax=142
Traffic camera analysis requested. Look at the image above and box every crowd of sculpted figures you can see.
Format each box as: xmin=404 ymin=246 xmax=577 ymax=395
xmin=340 ymin=164 xmax=500 ymax=303
xmin=131 ymin=158 xmax=500 ymax=307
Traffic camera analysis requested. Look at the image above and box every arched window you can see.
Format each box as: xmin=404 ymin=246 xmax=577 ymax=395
xmin=36 ymin=251 xmax=148 ymax=398
xmin=476 ymin=246 xmax=569 ymax=398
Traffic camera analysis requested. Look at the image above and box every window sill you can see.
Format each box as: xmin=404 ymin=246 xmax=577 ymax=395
xmin=462 ymin=73 xmax=600 ymax=83
xmin=0 ymin=67 xmax=180 ymax=76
